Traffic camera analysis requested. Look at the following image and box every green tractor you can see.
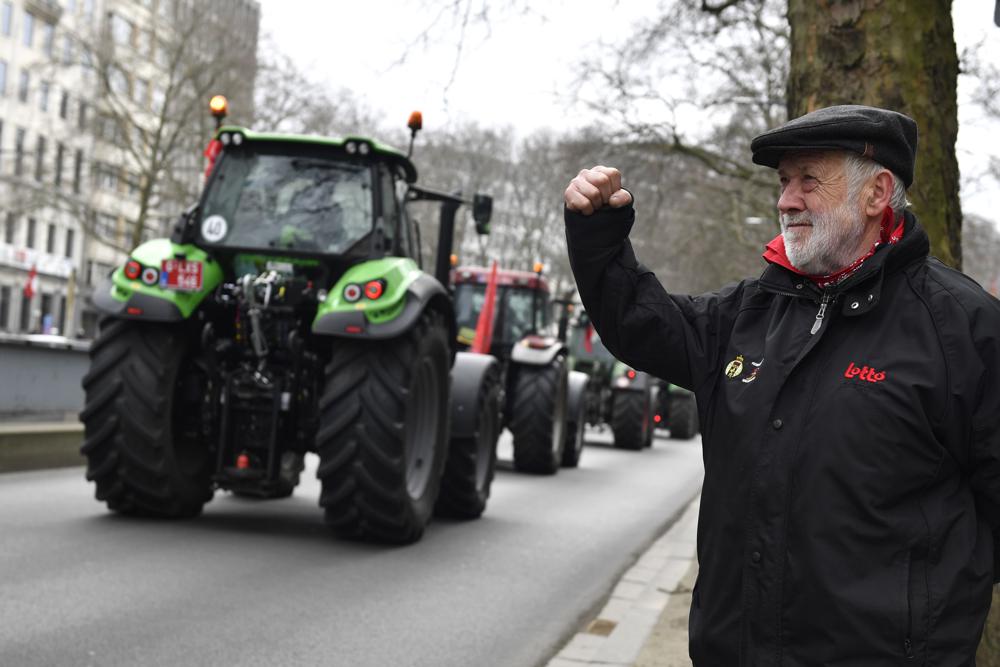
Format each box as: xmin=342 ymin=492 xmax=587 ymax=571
xmin=79 ymin=112 xmax=503 ymax=543
xmin=562 ymin=309 xmax=655 ymax=450
xmin=451 ymin=265 xmax=589 ymax=473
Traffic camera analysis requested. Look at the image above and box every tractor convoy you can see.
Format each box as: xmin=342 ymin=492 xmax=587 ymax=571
xmin=78 ymin=99 xmax=697 ymax=544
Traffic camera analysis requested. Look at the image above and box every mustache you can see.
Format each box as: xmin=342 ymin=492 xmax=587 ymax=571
xmin=780 ymin=211 xmax=814 ymax=229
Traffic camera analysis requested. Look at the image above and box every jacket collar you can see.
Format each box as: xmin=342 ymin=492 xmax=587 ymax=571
xmin=758 ymin=211 xmax=929 ymax=316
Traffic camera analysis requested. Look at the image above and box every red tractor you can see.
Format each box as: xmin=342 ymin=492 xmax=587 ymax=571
xmin=451 ymin=264 xmax=589 ymax=473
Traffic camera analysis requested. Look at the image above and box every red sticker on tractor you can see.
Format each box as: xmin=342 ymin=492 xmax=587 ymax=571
xmin=160 ymin=259 xmax=203 ymax=291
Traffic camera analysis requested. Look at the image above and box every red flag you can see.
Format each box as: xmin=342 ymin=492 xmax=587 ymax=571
xmin=23 ymin=264 xmax=37 ymax=300
xmin=203 ymin=138 xmax=223 ymax=181
xmin=470 ymin=260 xmax=499 ymax=355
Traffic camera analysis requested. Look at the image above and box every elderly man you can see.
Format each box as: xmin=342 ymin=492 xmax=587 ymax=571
xmin=564 ymin=105 xmax=1000 ymax=665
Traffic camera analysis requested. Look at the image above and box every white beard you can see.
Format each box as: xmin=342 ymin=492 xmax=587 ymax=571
xmin=780 ymin=200 xmax=867 ymax=275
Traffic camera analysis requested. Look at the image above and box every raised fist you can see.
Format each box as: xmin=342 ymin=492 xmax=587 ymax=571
xmin=564 ymin=166 xmax=632 ymax=216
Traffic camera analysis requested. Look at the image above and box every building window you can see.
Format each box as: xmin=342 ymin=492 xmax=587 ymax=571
xmin=77 ymin=101 xmax=87 ymax=129
xmin=45 ymin=223 xmax=55 ymax=253
xmin=65 ymin=228 xmax=74 ymax=258
xmin=3 ymin=212 xmax=14 ymax=244
xmin=40 ymin=293 xmax=52 ymax=333
xmin=22 ymin=11 xmax=34 ymax=47
xmin=0 ymin=285 xmax=10 ymax=330
xmin=0 ymin=60 xmax=6 ymax=96
xmin=39 ymin=80 xmax=49 ymax=111
xmin=109 ymin=13 xmax=133 ymax=46
xmin=54 ymin=142 xmax=64 ymax=186
xmin=134 ymin=78 xmax=149 ymax=107
xmin=17 ymin=69 xmax=28 ymax=103
xmin=14 ymin=127 xmax=25 ymax=176
xmin=34 ymin=135 xmax=45 ymax=181
xmin=73 ymin=149 xmax=83 ymax=193
xmin=26 ymin=218 xmax=35 ymax=248
xmin=94 ymin=162 xmax=117 ymax=191
xmin=107 ymin=66 xmax=130 ymax=98
xmin=61 ymin=35 xmax=73 ymax=65
xmin=41 ymin=21 xmax=53 ymax=57
xmin=59 ymin=90 xmax=68 ymax=118
xmin=19 ymin=292 xmax=30 ymax=331
xmin=0 ymin=2 xmax=11 ymax=37
xmin=151 ymin=84 xmax=164 ymax=113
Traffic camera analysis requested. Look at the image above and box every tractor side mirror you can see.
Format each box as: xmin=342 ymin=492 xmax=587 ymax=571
xmin=473 ymin=194 xmax=492 ymax=235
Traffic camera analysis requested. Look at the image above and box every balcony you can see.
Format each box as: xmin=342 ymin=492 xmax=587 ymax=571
xmin=25 ymin=0 xmax=63 ymax=24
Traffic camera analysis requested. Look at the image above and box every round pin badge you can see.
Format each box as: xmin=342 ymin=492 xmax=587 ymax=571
xmin=141 ymin=267 xmax=159 ymax=286
xmin=201 ymin=214 xmax=228 ymax=242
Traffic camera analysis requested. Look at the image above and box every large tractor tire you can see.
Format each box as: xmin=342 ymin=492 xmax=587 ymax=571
xmin=435 ymin=368 xmax=502 ymax=519
xmin=668 ymin=393 xmax=698 ymax=440
xmin=510 ymin=356 xmax=568 ymax=475
xmin=561 ymin=390 xmax=586 ymax=468
xmin=316 ymin=310 xmax=450 ymax=544
xmin=610 ymin=388 xmax=652 ymax=451
xmin=79 ymin=319 xmax=214 ymax=517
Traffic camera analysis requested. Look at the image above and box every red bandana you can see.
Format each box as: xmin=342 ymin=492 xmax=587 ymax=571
xmin=763 ymin=206 xmax=904 ymax=288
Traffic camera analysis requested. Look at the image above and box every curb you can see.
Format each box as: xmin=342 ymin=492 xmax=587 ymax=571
xmin=546 ymin=495 xmax=700 ymax=667
xmin=0 ymin=422 xmax=84 ymax=473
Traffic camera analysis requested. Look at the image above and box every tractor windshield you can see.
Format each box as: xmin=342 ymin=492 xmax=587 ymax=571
xmin=198 ymin=147 xmax=374 ymax=253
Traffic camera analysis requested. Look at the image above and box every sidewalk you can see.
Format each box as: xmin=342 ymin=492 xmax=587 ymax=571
xmin=546 ymin=495 xmax=699 ymax=667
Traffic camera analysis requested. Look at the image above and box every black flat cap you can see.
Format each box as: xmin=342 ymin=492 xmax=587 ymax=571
xmin=751 ymin=105 xmax=918 ymax=187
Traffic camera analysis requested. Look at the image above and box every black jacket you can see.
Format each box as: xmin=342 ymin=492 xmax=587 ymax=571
xmin=566 ymin=203 xmax=1000 ymax=666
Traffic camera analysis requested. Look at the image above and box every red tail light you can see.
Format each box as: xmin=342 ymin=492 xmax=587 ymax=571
xmin=626 ymin=369 xmax=637 ymax=379
xmin=364 ymin=280 xmax=385 ymax=300
xmin=654 ymin=414 xmax=662 ymax=424
xmin=124 ymin=260 xmax=141 ymax=280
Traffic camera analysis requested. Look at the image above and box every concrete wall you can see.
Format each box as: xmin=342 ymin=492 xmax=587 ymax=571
xmin=0 ymin=333 xmax=90 ymax=422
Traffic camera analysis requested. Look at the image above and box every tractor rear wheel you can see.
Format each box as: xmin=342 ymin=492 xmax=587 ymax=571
xmin=79 ymin=318 xmax=214 ymax=517
xmin=317 ymin=310 xmax=450 ymax=544
xmin=561 ymin=390 xmax=586 ymax=468
xmin=610 ymin=389 xmax=652 ymax=451
xmin=510 ymin=357 xmax=568 ymax=475
xmin=435 ymin=367 xmax=502 ymax=519
xmin=668 ymin=393 xmax=698 ymax=440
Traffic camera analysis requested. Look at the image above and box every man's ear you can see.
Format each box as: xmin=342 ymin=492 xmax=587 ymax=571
xmin=864 ymin=171 xmax=895 ymax=218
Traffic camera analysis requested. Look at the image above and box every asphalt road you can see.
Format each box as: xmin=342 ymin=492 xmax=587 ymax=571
xmin=0 ymin=429 xmax=703 ymax=667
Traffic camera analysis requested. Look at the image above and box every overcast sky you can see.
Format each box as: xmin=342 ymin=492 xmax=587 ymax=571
xmin=259 ymin=1 xmax=1000 ymax=220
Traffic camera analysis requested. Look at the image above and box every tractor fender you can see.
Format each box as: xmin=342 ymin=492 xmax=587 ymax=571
xmin=449 ymin=352 xmax=501 ymax=439
xmin=92 ymin=239 xmax=223 ymax=322
xmin=314 ymin=271 xmax=455 ymax=343
xmin=566 ymin=371 xmax=589 ymax=425
xmin=510 ymin=341 xmax=565 ymax=366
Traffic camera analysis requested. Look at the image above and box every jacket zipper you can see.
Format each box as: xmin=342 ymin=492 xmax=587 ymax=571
xmin=810 ymin=293 xmax=833 ymax=335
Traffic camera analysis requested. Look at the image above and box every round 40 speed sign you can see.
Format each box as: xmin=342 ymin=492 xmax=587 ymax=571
xmin=201 ymin=215 xmax=228 ymax=242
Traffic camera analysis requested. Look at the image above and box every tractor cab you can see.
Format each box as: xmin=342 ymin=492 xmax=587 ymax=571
xmin=452 ymin=265 xmax=553 ymax=357
xmin=172 ymin=128 xmax=421 ymax=288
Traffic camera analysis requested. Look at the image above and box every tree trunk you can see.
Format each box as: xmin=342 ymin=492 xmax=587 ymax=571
xmin=786 ymin=0 xmax=961 ymax=268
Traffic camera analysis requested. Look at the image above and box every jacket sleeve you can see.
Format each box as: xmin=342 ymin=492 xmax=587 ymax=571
xmin=565 ymin=202 xmax=744 ymax=392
